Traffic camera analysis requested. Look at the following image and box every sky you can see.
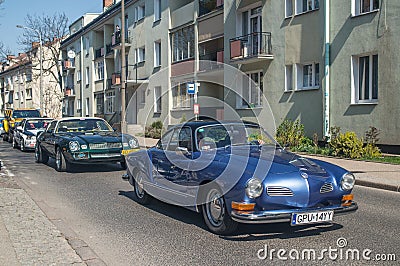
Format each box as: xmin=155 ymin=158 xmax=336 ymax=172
xmin=0 ymin=0 xmax=103 ymax=55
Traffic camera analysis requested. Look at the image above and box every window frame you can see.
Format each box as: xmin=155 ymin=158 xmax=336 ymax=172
xmin=105 ymin=90 xmax=116 ymax=114
xmin=352 ymin=0 xmax=379 ymax=17
xmin=237 ymin=70 xmax=264 ymax=109
xmin=285 ymin=65 xmax=294 ymax=91
xmin=171 ymin=26 xmax=195 ymax=63
xmin=154 ymin=86 xmax=162 ymax=113
xmin=295 ymin=62 xmax=320 ymax=90
xmin=172 ymin=82 xmax=194 ymax=109
xmin=95 ymin=61 xmax=104 ymax=81
xmin=295 ymin=0 xmax=319 ymax=15
xmin=154 ymin=0 xmax=161 ymax=21
xmin=154 ymin=40 xmax=161 ymax=67
xmin=136 ymin=47 xmax=146 ymax=63
xmin=351 ymin=53 xmax=378 ymax=104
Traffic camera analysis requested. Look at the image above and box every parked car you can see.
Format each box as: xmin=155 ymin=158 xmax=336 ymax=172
xmin=124 ymin=121 xmax=357 ymax=235
xmin=12 ymin=118 xmax=53 ymax=151
xmin=2 ymin=109 xmax=41 ymax=142
xmin=35 ymin=117 xmax=139 ymax=172
xmin=0 ymin=117 xmax=4 ymax=136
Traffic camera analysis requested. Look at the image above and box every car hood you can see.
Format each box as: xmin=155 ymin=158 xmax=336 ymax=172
xmin=24 ymin=129 xmax=44 ymax=136
xmin=59 ymin=131 xmax=122 ymax=144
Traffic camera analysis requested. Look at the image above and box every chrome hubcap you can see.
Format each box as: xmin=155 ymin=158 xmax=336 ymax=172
xmin=206 ymin=189 xmax=225 ymax=227
xmin=135 ymin=174 xmax=145 ymax=198
xmin=56 ymin=150 xmax=61 ymax=169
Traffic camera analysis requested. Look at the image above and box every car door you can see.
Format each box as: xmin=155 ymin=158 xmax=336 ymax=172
xmin=41 ymin=121 xmax=58 ymax=157
xmin=15 ymin=121 xmax=24 ymax=145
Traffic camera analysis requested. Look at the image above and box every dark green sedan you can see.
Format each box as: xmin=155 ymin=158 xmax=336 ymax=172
xmin=35 ymin=117 xmax=139 ymax=172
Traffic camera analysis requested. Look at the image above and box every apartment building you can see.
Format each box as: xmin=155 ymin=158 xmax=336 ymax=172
xmin=0 ymin=42 xmax=63 ymax=118
xmin=60 ymin=0 xmax=399 ymax=147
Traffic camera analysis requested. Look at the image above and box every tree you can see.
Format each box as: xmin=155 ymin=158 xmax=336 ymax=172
xmin=18 ymin=13 xmax=69 ymax=117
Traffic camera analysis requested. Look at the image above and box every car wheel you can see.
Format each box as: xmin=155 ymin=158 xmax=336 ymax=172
xmin=200 ymin=186 xmax=238 ymax=235
xmin=132 ymin=171 xmax=152 ymax=204
xmin=12 ymin=137 xmax=17 ymax=149
xmin=35 ymin=144 xmax=49 ymax=164
xmin=2 ymin=134 xmax=7 ymax=141
xmin=8 ymin=132 xmax=13 ymax=143
xmin=20 ymin=140 xmax=25 ymax=152
xmin=55 ymin=148 xmax=69 ymax=172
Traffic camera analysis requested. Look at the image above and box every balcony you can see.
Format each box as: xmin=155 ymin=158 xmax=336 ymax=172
xmin=63 ymin=59 xmax=75 ymax=71
xmin=111 ymin=73 xmax=121 ymax=86
xmin=105 ymin=43 xmax=113 ymax=58
xmin=199 ymin=0 xmax=224 ymax=16
xmin=64 ymin=86 xmax=75 ymax=97
xmin=199 ymin=50 xmax=224 ymax=72
xmin=95 ymin=47 xmax=104 ymax=59
xmin=230 ymin=32 xmax=273 ymax=64
xmin=111 ymin=32 xmax=131 ymax=50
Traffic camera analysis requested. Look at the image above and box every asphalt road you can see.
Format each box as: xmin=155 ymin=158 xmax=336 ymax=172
xmin=0 ymin=141 xmax=398 ymax=265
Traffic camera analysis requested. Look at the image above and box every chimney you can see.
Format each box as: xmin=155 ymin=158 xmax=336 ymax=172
xmin=103 ymin=0 xmax=114 ymax=10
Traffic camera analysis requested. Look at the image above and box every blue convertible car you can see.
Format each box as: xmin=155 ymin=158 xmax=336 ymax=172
xmin=124 ymin=121 xmax=357 ymax=235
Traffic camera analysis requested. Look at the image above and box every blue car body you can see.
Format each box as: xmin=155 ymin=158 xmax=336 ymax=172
xmin=125 ymin=121 xmax=357 ymax=233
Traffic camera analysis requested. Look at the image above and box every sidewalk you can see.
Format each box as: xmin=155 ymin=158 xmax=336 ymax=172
xmin=0 ymin=163 xmax=85 ymax=265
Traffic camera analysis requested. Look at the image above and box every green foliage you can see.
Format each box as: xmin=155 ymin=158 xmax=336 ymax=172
xmin=145 ymin=120 xmax=163 ymax=139
xmin=180 ymin=114 xmax=187 ymax=124
xmin=365 ymin=126 xmax=380 ymax=145
xmin=363 ymin=144 xmax=382 ymax=158
xmin=276 ymin=119 xmax=306 ymax=148
xmin=329 ymin=131 xmax=364 ymax=159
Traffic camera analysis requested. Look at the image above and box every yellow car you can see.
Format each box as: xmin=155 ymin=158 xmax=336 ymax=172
xmin=2 ymin=109 xmax=41 ymax=143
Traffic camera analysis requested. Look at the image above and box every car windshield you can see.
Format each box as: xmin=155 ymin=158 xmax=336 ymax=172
xmin=57 ymin=119 xmax=112 ymax=133
xmin=196 ymin=123 xmax=277 ymax=150
xmin=24 ymin=120 xmax=51 ymax=130
xmin=13 ymin=110 xmax=41 ymax=118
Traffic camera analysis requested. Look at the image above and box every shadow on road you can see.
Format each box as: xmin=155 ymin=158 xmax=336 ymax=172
xmin=118 ymin=190 xmax=344 ymax=240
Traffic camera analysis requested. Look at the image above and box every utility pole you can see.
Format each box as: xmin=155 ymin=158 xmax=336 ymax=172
xmin=120 ymin=0 xmax=127 ymax=133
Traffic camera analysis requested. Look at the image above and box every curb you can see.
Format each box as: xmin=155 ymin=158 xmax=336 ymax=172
xmin=355 ymin=179 xmax=400 ymax=193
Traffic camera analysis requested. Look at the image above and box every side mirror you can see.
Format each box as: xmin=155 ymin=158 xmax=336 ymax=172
xmin=176 ymin=146 xmax=190 ymax=156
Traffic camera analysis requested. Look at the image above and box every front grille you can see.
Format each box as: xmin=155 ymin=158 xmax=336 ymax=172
xmin=266 ymin=186 xmax=294 ymax=197
xmin=89 ymin=142 xmax=122 ymax=149
xmin=90 ymin=153 xmax=122 ymax=158
xmin=320 ymin=183 xmax=334 ymax=194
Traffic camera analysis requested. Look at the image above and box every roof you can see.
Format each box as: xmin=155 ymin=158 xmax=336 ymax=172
xmin=56 ymin=117 xmax=106 ymax=122
xmin=168 ymin=120 xmax=260 ymax=131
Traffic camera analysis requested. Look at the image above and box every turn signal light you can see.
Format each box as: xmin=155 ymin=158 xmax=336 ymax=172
xmin=341 ymin=194 xmax=354 ymax=206
xmin=231 ymin=202 xmax=255 ymax=211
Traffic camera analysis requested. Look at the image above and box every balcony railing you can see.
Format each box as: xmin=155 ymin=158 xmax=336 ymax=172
xmin=63 ymin=59 xmax=75 ymax=70
xmin=106 ymin=43 xmax=112 ymax=55
xmin=199 ymin=0 xmax=224 ymax=16
xmin=111 ymin=73 xmax=121 ymax=85
xmin=95 ymin=48 xmax=104 ymax=59
xmin=230 ymin=32 xmax=272 ymax=61
xmin=111 ymin=32 xmax=130 ymax=47
xmin=64 ymin=86 xmax=75 ymax=96
xmin=199 ymin=50 xmax=224 ymax=71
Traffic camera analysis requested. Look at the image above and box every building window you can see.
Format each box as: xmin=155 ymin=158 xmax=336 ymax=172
xmin=352 ymin=54 xmax=378 ymax=103
xmin=95 ymin=93 xmax=104 ymax=115
xmin=171 ymin=26 xmax=195 ymax=63
xmin=139 ymin=88 xmax=146 ymax=104
xmin=95 ymin=61 xmax=104 ymax=80
xmin=295 ymin=62 xmax=319 ymax=90
xmin=25 ymin=73 xmax=32 ymax=82
xmin=135 ymin=4 xmax=145 ymax=22
xmin=106 ymin=91 xmax=116 ymax=113
xmin=154 ymin=41 xmax=161 ymax=67
xmin=238 ymin=71 xmax=263 ymax=108
xmin=285 ymin=0 xmax=293 ymax=17
xmin=285 ymin=65 xmax=293 ymax=91
xmin=85 ymin=37 xmax=90 ymax=56
xmin=85 ymin=98 xmax=90 ymax=116
xmin=85 ymin=67 xmax=90 ymax=86
xmin=154 ymin=86 xmax=162 ymax=113
xmin=77 ymin=70 xmax=81 ymax=81
xmin=295 ymin=0 xmax=319 ymax=14
xmin=67 ymin=99 xmax=75 ymax=116
xmin=26 ymin=88 xmax=32 ymax=99
xmin=77 ymin=99 xmax=82 ymax=111
xmin=353 ymin=0 xmax=379 ymax=16
xmin=154 ymin=0 xmax=161 ymax=21
xmin=172 ymin=82 xmax=193 ymax=109
xmin=135 ymin=47 xmax=145 ymax=63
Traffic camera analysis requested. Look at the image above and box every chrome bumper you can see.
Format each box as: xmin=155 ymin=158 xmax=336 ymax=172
xmin=230 ymin=202 xmax=358 ymax=224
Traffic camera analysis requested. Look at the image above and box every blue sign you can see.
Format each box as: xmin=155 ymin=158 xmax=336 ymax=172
xmin=187 ymin=83 xmax=195 ymax=94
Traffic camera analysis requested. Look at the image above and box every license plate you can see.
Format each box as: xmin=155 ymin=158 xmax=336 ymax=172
xmin=121 ymin=149 xmax=139 ymax=155
xmin=291 ymin=210 xmax=333 ymax=226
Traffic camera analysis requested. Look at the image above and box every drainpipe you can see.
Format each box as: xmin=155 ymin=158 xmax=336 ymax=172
xmin=323 ymin=0 xmax=330 ymax=138
xmin=80 ymin=35 xmax=84 ymax=117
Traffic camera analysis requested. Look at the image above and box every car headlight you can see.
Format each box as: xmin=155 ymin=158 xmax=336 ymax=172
xmin=128 ymin=138 xmax=139 ymax=149
xmin=69 ymin=141 xmax=80 ymax=152
xmin=245 ymin=178 xmax=263 ymax=198
xmin=341 ymin=173 xmax=355 ymax=191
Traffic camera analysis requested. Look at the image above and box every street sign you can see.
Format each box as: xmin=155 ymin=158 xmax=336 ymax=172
xmin=187 ymin=83 xmax=195 ymax=94
xmin=67 ymin=50 xmax=76 ymax=59
xmin=194 ymin=104 xmax=200 ymax=115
